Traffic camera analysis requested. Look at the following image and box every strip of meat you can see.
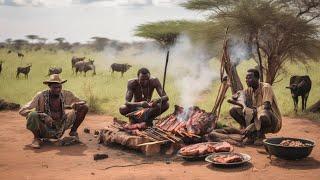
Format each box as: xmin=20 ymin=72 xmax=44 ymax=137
xmin=162 ymin=117 xmax=177 ymax=131
xmin=168 ymin=119 xmax=180 ymax=132
xmin=158 ymin=115 xmax=174 ymax=128
xmin=214 ymin=142 xmax=232 ymax=152
xmin=173 ymin=121 xmax=186 ymax=133
xmin=213 ymin=154 xmax=242 ymax=163
xmin=124 ymin=122 xmax=146 ymax=130
xmin=198 ymin=144 xmax=209 ymax=155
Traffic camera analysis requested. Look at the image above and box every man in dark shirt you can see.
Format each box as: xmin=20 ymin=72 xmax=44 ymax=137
xmin=119 ymin=68 xmax=169 ymax=126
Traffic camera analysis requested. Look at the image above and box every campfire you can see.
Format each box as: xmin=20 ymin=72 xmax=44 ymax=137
xmin=156 ymin=105 xmax=216 ymax=139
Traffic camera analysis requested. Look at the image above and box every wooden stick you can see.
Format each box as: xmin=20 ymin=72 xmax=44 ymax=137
xmin=148 ymin=128 xmax=176 ymax=143
xmin=102 ymin=162 xmax=153 ymax=170
xmin=136 ymin=140 xmax=169 ymax=147
xmin=154 ymin=127 xmax=181 ymax=142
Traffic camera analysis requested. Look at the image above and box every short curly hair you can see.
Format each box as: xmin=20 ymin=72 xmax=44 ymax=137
xmin=247 ymin=68 xmax=260 ymax=79
xmin=137 ymin=67 xmax=150 ymax=77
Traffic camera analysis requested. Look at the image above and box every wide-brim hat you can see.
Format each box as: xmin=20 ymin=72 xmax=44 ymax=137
xmin=43 ymin=74 xmax=67 ymax=84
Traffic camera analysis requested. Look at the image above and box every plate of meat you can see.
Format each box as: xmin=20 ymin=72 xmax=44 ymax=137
xmin=205 ymin=152 xmax=251 ymax=167
xmin=177 ymin=142 xmax=234 ymax=161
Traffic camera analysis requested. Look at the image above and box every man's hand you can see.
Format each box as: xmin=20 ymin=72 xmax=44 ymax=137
xmin=264 ymin=101 xmax=271 ymax=110
xmin=71 ymin=101 xmax=86 ymax=110
xmin=38 ymin=113 xmax=54 ymax=127
xmin=140 ymin=101 xmax=150 ymax=108
xmin=148 ymin=98 xmax=161 ymax=107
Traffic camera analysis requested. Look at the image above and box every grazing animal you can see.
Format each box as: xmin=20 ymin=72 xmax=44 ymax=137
xmin=47 ymin=67 xmax=62 ymax=76
xmin=286 ymin=75 xmax=312 ymax=112
xmin=7 ymin=50 xmax=12 ymax=54
xmin=17 ymin=52 xmax=24 ymax=58
xmin=74 ymin=59 xmax=96 ymax=76
xmin=110 ymin=63 xmax=132 ymax=77
xmin=71 ymin=56 xmax=85 ymax=72
xmin=16 ymin=64 xmax=32 ymax=79
xmin=0 ymin=61 xmax=3 ymax=75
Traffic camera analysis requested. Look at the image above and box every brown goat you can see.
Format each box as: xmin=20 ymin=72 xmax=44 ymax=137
xmin=71 ymin=56 xmax=85 ymax=73
xmin=0 ymin=61 xmax=3 ymax=75
xmin=74 ymin=59 xmax=96 ymax=76
xmin=16 ymin=64 xmax=32 ymax=79
xmin=47 ymin=67 xmax=62 ymax=76
xmin=17 ymin=52 xmax=24 ymax=58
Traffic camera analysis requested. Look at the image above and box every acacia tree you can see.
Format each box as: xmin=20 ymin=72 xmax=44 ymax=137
xmin=90 ymin=37 xmax=110 ymax=51
xmin=25 ymin=35 xmax=39 ymax=44
xmin=182 ymin=0 xmax=320 ymax=84
xmin=135 ymin=21 xmax=192 ymax=90
xmin=13 ymin=39 xmax=29 ymax=50
xmin=54 ymin=37 xmax=65 ymax=45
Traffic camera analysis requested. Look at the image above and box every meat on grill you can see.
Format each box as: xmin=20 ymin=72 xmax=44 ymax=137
xmin=157 ymin=105 xmax=216 ymax=137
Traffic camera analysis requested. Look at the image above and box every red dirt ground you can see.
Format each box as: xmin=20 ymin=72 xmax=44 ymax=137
xmin=0 ymin=111 xmax=319 ymax=180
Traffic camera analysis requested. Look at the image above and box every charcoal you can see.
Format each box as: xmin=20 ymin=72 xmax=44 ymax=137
xmin=93 ymin=153 xmax=108 ymax=160
xmin=84 ymin=127 xmax=90 ymax=134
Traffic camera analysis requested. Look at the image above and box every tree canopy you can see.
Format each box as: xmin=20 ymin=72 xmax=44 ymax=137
xmin=181 ymin=0 xmax=320 ymax=84
xmin=134 ymin=20 xmax=195 ymax=48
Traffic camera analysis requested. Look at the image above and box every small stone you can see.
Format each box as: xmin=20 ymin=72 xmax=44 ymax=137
xmin=89 ymin=139 xmax=92 ymax=141
xmin=91 ymin=172 xmax=95 ymax=175
xmin=93 ymin=153 xmax=108 ymax=161
xmin=252 ymin=167 xmax=259 ymax=172
xmin=84 ymin=128 xmax=90 ymax=134
xmin=94 ymin=130 xmax=100 ymax=136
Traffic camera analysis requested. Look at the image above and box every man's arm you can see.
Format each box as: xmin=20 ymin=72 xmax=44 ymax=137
xmin=63 ymin=90 xmax=86 ymax=109
xmin=124 ymin=81 xmax=145 ymax=108
xmin=154 ymin=78 xmax=169 ymax=102
xmin=262 ymin=84 xmax=274 ymax=110
xmin=19 ymin=92 xmax=41 ymax=117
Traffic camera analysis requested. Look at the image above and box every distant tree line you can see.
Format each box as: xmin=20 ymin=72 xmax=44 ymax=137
xmin=0 ymin=35 xmax=132 ymax=53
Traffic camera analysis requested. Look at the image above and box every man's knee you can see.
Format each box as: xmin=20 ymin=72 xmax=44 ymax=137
xmin=77 ymin=104 xmax=89 ymax=113
xmin=26 ymin=112 xmax=41 ymax=131
xmin=119 ymin=105 xmax=128 ymax=115
xmin=161 ymin=102 xmax=169 ymax=112
xmin=229 ymin=107 xmax=242 ymax=118
xmin=258 ymin=110 xmax=275 ymax=133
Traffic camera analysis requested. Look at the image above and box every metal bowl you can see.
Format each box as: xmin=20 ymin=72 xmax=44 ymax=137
xmin=263 ymin=137 xmax=315 ymax=160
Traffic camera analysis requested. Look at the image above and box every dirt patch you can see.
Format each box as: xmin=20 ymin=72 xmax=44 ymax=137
xmin=0 ymin=111 xmax=319 ymax=180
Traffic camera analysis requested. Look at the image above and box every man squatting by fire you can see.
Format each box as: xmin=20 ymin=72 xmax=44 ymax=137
xmin=230 ymin=69 xmax=282 ymax=145
xmin=19 ymin=74 xmax=89 ymax=149
xmin=119 ymin=68 xmax=169 ymax=126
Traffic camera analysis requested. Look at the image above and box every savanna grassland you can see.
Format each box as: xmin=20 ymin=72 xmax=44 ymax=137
xmin=0 ymin=48 xmax=319 ymax=122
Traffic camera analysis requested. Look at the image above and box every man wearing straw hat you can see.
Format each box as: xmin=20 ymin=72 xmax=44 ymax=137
xmin=19 ymin=74 xmax=88 ymax=148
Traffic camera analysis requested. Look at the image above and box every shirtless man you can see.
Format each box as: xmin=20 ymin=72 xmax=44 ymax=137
xmin=19 ymin=74 xmax=88 ymax=148
xmin=119 ymin=68 xmax=169 ymax=126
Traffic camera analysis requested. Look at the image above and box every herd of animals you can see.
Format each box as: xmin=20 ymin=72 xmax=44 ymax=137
xmin=0 ymin=51 xmax=313 ymax=112
xmin=1 ymin=51 xmax=132 ymax=77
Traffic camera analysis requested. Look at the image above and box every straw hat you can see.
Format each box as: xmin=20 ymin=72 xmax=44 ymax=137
xmin=43 ymin=74 xmax=67 ymax=84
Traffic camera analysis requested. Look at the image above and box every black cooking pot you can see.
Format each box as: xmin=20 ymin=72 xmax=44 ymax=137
xmin=263 ymin=137 xmax=315 ymax=160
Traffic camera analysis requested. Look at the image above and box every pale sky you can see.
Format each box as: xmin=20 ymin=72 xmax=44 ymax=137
xmin=0 ymin=0 xmax=204 ymax=43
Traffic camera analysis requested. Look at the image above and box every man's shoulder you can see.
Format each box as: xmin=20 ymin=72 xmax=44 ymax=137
xmin=150 ymin=77 xmax=160 ymax=84
xmin=128 ymin=78 xmax=138 ymax=84
xmin=62 ymin=90 xmax=75 ymax=96
xmin=261 ymin=82 xmax=272 ymax=89
xmin=35 ymin=90 xmax=47 ymax=97
xmin=150 ymin=76 xmax=159 ymax=81
xmin=127 ymin=78 xmax=139 ymax=88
